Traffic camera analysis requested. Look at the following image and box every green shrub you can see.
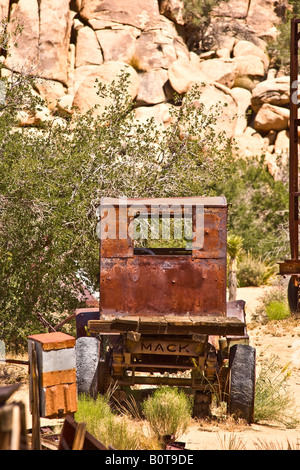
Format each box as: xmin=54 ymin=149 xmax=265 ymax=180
xmin=142 ymin=387 xmax=193 ymax=443
xmin=237 ymin=252 xmax=277 ymax=287
xmin=265 ymin=300 xmax=290 ymax=321
xmin=255 ymin=285 xmax=290 ymax=322
xmin=75 ymin=393 xmax=158 ymax=450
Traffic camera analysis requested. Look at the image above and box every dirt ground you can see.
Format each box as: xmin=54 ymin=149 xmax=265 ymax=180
xmin=2 ymin=286 xmax=300 ymax=450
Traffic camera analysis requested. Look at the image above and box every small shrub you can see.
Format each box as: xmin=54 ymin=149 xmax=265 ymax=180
xmin=75 ymin=393 xmax=159 ymax=450
xmin=254 ymin=354 xmax=299 ymax=427
xmin=75 ymin=393 xmax=112 ymax=438
xmin=237 ymin=252 xmax=277 ymax=287
xmin=255 ymin=284 xmax=290 ymax=323
xmin=142 ymin=387 xmax=193 ymax=443
xmin=265 ymin=300 xmax=290 ymax=321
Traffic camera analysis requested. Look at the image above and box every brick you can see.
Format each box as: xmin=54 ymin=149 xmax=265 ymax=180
xmin=41 ymin=368 xmax=76 ymax=388
xmin=43 ymin=383 xmax=77 ymax=418
xmin=28 ymin=332 xmax=75 ymax=351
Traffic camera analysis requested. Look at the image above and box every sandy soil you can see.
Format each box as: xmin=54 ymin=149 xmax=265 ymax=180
xmin=2 ymin=286 xmax=300 ymax=450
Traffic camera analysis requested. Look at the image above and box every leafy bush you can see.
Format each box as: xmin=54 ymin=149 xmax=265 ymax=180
xmin=237 ymin=252 xmax=277 ymax=287
xmin=213 ymin=156 xmax=289 ymax=263
xmin=0 ymin=21 xmax=236 ymax=349
xmin=142 ymin=387 xmax=193 ymax=443
xmin=265 ymin=300 xmax=290 ymax=321
xmin=255 ymin=284 xmax=290 ymax=322
xmin=267 ymin=0 xmax=300 ymax=73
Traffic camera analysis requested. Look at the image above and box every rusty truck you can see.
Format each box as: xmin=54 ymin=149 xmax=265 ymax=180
xmin=76 ymin=196 xmax=256 ymax=423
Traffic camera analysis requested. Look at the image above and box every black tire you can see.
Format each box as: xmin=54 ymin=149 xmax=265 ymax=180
xmin=288 ymin=276 xmax=300 ymax=313
xmin=228 ymin=344 xmax=256 ymax=424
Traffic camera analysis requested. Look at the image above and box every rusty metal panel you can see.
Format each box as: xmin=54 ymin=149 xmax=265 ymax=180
xmin=126 ymin=337 xmax=205 ymax=356
xmin=99 ymin=196 xmax=227 ymax=319
xmin=100 ymin=206 xmax=133 ymax=258
xmin=100 ymin=255 xmax=226 ymax=317
xmin=192 ymin=207 xmax=227 ymax=259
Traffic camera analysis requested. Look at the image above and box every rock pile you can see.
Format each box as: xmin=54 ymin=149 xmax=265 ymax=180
xmin=0 ymin=0 xmax=295 ymax=179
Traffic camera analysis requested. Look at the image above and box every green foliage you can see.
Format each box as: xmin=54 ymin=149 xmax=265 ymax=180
xmin=214 ymin=156 xmax=289 ymax=262
xmin=265 ymin=300 xmax=290 ymax=321
xmin=75 ymin=393 xmax=158 ymax=450
xmin=267 ymin=0 xmax=300 ymax=73
xmin=182 ymin=0 xmax=229 ymax=50
xmin=254 ymin=354 xmax=299 ymax=427
xmin=142 ymin=387 xmax=193 ymax=442
xmin=0 ymin=27 xmax=235 ymax=349
xmin=255 ymin=284 xmax=290 ymax=322
xmin=237 ymin=252 xmax=277 ymax=287
xmin=227 ymin=233 xmax=243 ymax=260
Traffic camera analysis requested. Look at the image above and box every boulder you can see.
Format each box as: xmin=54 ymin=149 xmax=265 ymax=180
xmin=230 ymin=87 xmax=252 ymax=135
xmin=213 ymin=0 xmax=280 ymax=42
xmin=5 ymin=0 xmax=40 ymax=72
xmin=73 ymin=61 xmax=140 ymax=116
xmin=254 ymin=103 xmax=289 ymax=133
xmin=95 ymin=25 xmax=140 ymax=63
xmin=168 ymin=58 xmax=210 ymax=95
xmin=0 ymin=0 xmax=9 ymax=21
xmin=80 ymin=0 xmax=161 ymax=30
xmin=133 ymin=19 xmax=189 ymax=71
xmin=37 ymin=0 xmax=72 ymax=84
xmin=75 ymin=25 xmax=103 ymax=68
xmin=57 ymin=94 xmax=75 ymax=116
xmin=159 ymin=0 xmax=185 ymax=25
xmin=134 ymin=102 xmax=174 ymax=127
xmin=233 ymin=132 xmax=266 ymax=158
xmin=246 ymin=0 xmax=281 ymax=41
xmin=233 ymin=55 xmax=266 ymax=91
xmin=233 ymin=40 xmax=269 ymax=71
xmin=136 ymin=69 xmax=170 ymax=105
xmin=197 ymin=58 xmax=238 ymax=88
xmin=188 ymin=82 xmax=238 ymax=139
xmin=34 ymin=79 xmax=66 ymax=111
xmin=274 ymin=129 xmax=289 ymax=156
xmin=251 ymin=76 xmax=296 ymax=113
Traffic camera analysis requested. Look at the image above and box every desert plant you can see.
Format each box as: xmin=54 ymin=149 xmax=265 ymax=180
xmin=142 ymin=387 xmax=193 ymax=444
xmin=265 ymin=299 xmax=290 ymax=321
xmin=267 ymin=0 xmax=300 ymax=73
xmin=255 ymin=284 xmax=290 ymax=322
xmin=75 ymin=393 xmax=159 ymax=450
xmin=227 ymin=233 xmax=243 ymax=301
xmin=254 ymin=354 xmax=299 ymax=427
xmin=237 ymin=252 xmax=277 ymax=287
xmin=75 ymin=393 xmax=112 ymax=438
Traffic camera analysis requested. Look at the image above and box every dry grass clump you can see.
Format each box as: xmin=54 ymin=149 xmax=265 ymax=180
xmin=254 ymin=354 xmax=299 ymax=428
xmin=142 ymin=386 xmax=193 ymax=445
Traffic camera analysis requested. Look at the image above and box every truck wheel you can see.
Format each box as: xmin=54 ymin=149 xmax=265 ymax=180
xmin=228 ymin=344 xmax=256 ymax=424
xmin=288 ymin=275 xmax=300 ymax=313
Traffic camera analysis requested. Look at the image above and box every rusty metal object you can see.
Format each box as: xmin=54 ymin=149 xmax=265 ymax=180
xmin=99 ymin=198 xmax=227 ymax=318
xmin=279 ymin=20 xmax=300 ymax=270
xmin=91 ymin=196 xmax=253 ymax=419
xmin=58 ymin=415 xmax=108 ymax=450
xmin=277 ymin=19 xmax=300 ymax=312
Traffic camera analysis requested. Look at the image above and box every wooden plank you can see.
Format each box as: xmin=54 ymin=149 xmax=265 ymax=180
xmin=72 ymin=422 xmax=87 ymax=450
xmin=88 ymin=316 xmax=245 ymax=336
xmin=31 ymin=342 xmax=41 ymax=451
